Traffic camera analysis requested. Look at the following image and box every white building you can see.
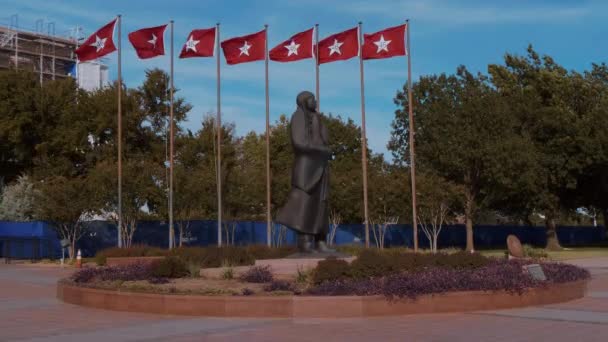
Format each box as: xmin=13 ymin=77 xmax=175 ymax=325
xmin=76 ymin=61 xmax=109 ymax=91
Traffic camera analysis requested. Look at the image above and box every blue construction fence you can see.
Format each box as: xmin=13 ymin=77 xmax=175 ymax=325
xmin=0 ymin=221 xmax=60 ymax=259
xmin=0 ymin=220 xmax=606 ymax=259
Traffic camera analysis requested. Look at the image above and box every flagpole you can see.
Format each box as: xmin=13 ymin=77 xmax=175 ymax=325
xmin=358 ymin=22 xmax=370 ymax=248
xmin=169 ymin=20 xmax=175 ymax=250
xmin=315 ymin=23 xmax=320 ymax=111
xmin=406 ymin=19 xmax=418 ymax=252
xmin=216 ymin=22 xmax=223 ymax=247
xmin=117 ymin=14 xmax=123 ymax=248
xmin=264 ymin=24 xmax=272 ymax=247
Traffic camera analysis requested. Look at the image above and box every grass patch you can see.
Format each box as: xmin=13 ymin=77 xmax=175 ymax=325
xmin=479 ymin=247 xmax=608 ymax=260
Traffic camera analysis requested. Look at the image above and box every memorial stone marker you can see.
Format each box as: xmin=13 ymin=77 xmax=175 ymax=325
xmin=506 ymin=234 xmax=524 ymax=258
xmin=524 ymin=264 xmax=547 ymax=281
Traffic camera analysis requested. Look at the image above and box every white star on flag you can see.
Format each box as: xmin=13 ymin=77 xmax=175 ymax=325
xmin=239 ymin=41 xmax=252 ymax=56
xmin=328 ymin=39 xmax=343 ymax=56
xmin=148 ymin=34 xmax=158 ymax=48
xmin=284 ymin=40 xmax=300 ymax=56
xmin=185 ymin=35 xmax=199 ymax=52
xmin=91 ymin=35 xmax=107 ymax=52
xmin=374 ymin=35 xmax=391 ymax=53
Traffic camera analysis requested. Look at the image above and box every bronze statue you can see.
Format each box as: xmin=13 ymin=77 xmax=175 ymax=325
xmin=276 ymin=91 xmax=334 ymax=253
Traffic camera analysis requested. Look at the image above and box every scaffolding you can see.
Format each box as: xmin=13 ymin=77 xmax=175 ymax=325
xmin=0 ymin=14 xmax=78 ymax=82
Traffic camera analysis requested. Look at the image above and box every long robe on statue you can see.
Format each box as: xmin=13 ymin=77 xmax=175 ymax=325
xmin=276 ymin=91 xmax=331 ymax=236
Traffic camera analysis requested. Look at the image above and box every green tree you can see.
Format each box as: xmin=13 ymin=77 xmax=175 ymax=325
xmin=488 ymin=47 xmax=597 ymax=249
xmin=575 ymin=63 xmax=608 ymax=234
xmin=0 ymin=71 xmax=41 ymax=184
xmin=323 ymin=114 xmax=365 ymax=224
xmin=0 ymin=175 xmax=38 ymax=221
xmin=390 ymin=66 xmax=529 ymax=251
xmin=416 ymin=172 xmax=462 ymax=253
xmin=34 ymin=176 xmax=93 ymax=260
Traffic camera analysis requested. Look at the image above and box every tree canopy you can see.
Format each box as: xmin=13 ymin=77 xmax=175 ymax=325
xmin=1 ymin=45 xmax=606 ymax=252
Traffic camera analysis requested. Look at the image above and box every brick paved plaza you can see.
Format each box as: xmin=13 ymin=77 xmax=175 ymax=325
xmin=1 ymin=258 xmax=608 ymax=341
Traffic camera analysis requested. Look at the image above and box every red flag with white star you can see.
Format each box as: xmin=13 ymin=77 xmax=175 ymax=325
xmin=179 ymin=28 xmax=216 ymax=58
xmin=221 ymin=29 xmax=266 ymax=65
xmin=362 ymin=24 xmax=406 ymax=60
xmin=128 ymin=24 xmax=167 ymax=59
xmin=317 ymin=27 xmax=359 ymax=64
xmin=74 ymin=19 xmax=117 ymax=62
xmin=269 ymin=28 xmax=314 ymax=63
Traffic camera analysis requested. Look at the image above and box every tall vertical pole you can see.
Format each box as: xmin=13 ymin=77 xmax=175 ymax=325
xmin=38 ymin=19 xmax=43 ymax=85
xmin=39 ymin=40 xmax=43 ymax=84
xmin=74 ymin=26 xmax=80 ymax=84
xmin=406 ymin=19 xmax=418 ymax=252
xmin=216 ymin=23 xmax=223 ymax=247
xmin=264 ymin=24 xmax=272 ymax=247
xmin=117 ymin=15 xmax=123 ymax=248
xmin=358 ymin=22 xmax=370 ymax=248
xmin=14 ymin=15 xmax=19 ymax=70
xmin=314 ymin=24 xmax=320 ymax=112
xmin=48 ymin=23 xmax=56 ymax=80
xmin=169 ymin=20 xmax=175 ymax=249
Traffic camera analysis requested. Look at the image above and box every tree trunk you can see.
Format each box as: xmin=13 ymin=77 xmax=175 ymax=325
xmin=464 ymin=191 xmax=475 ymax=252
xmin=69 ymin=238 xmax=76 ymax=262
xmin=179 ymin=223 xmax=184 ymax=247
xmin=545 ymin=215 xmax=562 ymax=251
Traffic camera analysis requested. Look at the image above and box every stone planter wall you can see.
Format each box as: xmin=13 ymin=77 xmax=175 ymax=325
xmin=57 ymin=280 xmax=587 ymax=318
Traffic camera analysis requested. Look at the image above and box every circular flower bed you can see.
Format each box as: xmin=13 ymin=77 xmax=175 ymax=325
xmin=307 ymin=259 xmax=589 ymax=300
xmin=59 ymin=250 xmax=590 ymax=317
xmin=64 ymin=250 xmax=590 ymax=300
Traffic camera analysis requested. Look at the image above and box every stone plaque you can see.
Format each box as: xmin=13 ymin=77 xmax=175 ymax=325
xmin=506 ymin=234 xmax=524 ymax=258
xmin=524 ymin=264 xmax=547 ymax=281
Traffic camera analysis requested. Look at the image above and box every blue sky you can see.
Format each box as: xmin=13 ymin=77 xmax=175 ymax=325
xmin=2 ymin=0 xmax=607 ymax=158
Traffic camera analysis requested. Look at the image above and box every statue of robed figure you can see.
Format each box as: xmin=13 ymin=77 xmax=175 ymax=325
xmin=276 ymin=91 xmax=334 ymax=253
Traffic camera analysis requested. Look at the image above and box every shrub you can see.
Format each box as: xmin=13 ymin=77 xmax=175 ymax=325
xmin=221 ymin=268 xmax=234 ymax=280
xmin=94 ymin=245 xmax=168 ymax=265
xmin=151 ymin=257 xmax=189 ymax=278
xmin=306 ymin=259 xmax=590 ymax=300
xmin=336 ymin=244 xmax=366 ymax=256
xmin=71 ymin=262 xmax=157 ymax=283
xmin=95 ymin=254 xmax=107 ymax=266
xmin=307 ymin=278 xmax=383 ymax=296
xmin=541 ymin=262 xmax=590 ymax=283
xmin=187 ymin=262 xmax=200 ymax=278
xmin=264 ymin=280 xmax=295 ymax=292
xmin=114 ymin=246 xmax=297 ymax=269
xmin=239 ymin=265 xmax=274 ymax=283
xmin=427 ymin=251 xmax=490 ymax=270
xmin=296 ymin=266 xmax=312 ymax=284
xmin=169 ymin=246 xmax=255 ymax=268
xmin=523 ymin=245 xmax=549 ymax=259
xmin=71 ymin=267 xmax=98 ymax=283
xmin=312 ymin=257 xmax=351 ymax=285
xmin=241 ymin=288 xmax=254 ymax=296
xmin=310 ymin=251 xmax=493 ymax=284
xmin=349 ymin=250 xmax=397 ymax=279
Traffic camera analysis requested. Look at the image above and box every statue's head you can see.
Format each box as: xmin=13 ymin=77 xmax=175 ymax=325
xmin=296 ymin=91 xmax=316 ymax=112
